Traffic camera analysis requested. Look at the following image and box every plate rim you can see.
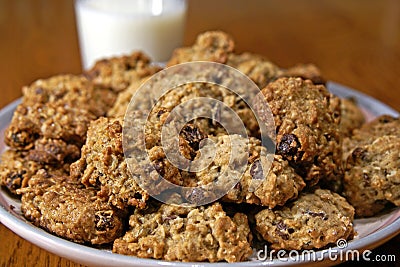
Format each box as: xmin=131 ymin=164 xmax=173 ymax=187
xmin=0 ymin=82 xmax=399 ymax=267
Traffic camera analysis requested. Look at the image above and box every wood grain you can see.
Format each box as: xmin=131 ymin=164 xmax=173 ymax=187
xmin=0 ymin=0 xmax=399 ymax=266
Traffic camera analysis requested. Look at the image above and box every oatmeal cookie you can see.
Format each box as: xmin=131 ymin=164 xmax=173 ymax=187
xmin=340 ymin=97 xmax=365 ymax=137
xmin=18 ymin=169 xmax=125 ymax=245
xmin=257 ymin=77 xmax=342 ymax=185
xmin=227 ymin=52 xmax=283 ymax=89
xmin=22 ymin=74 xmax=115 ymax=117
xmin=255 ymin=189 xmax=355 ymax=250
xmin=343 ymin=115 xmax=399 ymax=157
xmin=0 ymin=149 xmax=65 ymax=194
xmin=113 ymin=202 xmax=253 ymax=262
xmin=5 ymin=102 xmax=95 ymax=150
xmin=0 ymin=135 xmax=80 ymax=194
xmin=228 ymin=55 xmax=324 ymax=88
xmin=193 ymin=135 xmax=305 ymax=208
xmin=70 ymin=117 xmax=149 ymax=210
xmin=4 ymin=73 xmax=118 ymax=155
xmin=343 ymin=135 xmax=400 ymax=217
xmin=0 ymin=136 xmax=79 ymax=194
xmin=84 ymin=51 xmax=162 ymax=93
xmin=167 ymin=31 xmax=235 ymax=66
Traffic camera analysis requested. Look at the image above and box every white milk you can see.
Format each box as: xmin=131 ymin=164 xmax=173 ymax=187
xmin=75 ymin=0 xmax=187 ymax=69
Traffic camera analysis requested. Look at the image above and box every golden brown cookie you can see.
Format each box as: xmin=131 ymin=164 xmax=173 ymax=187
xmin=5 ymin=102 xmax=95 ymax=150
xmin=19 ymin=169 xmax=126 ymax=245
xmin=70 ymin=117 xmax=149 ymax=210
xmin=0 ymin=149 xmax=66 ymax=194
xmin=167 ymin=31 xmax=235 ymax=66
xmin=21 ymin=74 xmax=115 ymax=117
xmin=343 ymin=115 xmax=399 ymax=158
xmin=343 ymin=135 xmax=400 ymax=217
xmin=85 ymin=51 xmax=161 ymax=92
xmin=227 ymin=52 xmax=283 ymax=89
xmin=255 ymin=189 xmax=355 ymax=250
xmin=113 ymin=202 xmax=252 ymax=262
xmin=193 ymin=134 xmax=305 ymax=208
xmin=257 ymin=77 xmax=342 ymax=186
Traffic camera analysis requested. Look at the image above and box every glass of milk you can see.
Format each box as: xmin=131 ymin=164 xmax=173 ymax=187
xmin=75 ymin=0 xmax=187 ymax=69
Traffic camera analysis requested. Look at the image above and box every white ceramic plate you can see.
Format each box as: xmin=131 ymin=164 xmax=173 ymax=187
xmin=0 ymin=82 xmax=399 ymax=267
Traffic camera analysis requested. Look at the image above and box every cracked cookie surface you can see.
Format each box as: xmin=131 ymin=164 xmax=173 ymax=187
xmin=193 ymin=134 xmax=305 ymax=208
xmin=341 ymin=115 xmax=399 ymax=217
xmin=167 ymin=31 xmax=235 ymax=66
xmin=255 ymin=189 xmax=355 ymax=250
xmin=84 ymin=51 xmax=162 ymax=93
xmin=113 ymin=202 xmax=252 ymax=262
xmin=257 ymin=77 xmax=342 ymax=186
xmin=19 ymin=169 xmax=126 ymax=245
xmin=70 ymin=117 xmax=149 ymax=210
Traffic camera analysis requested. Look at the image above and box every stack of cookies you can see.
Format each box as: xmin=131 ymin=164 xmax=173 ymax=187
xmin=1 ymin=31 xmax=398 ymax=263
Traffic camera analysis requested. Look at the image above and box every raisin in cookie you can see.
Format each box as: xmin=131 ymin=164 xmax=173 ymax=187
xmin=145 ymin=82 xmax=259 ymax=143
xmin=18 ymin=169 xmax=126 ymax=245
xmin=343 ymin=135 xmax=400 ymax=217
xmin=0 ymin=149 xmax=66 ymax=194
xmin=124 ymin=111 xmax=205 ymax=197
xmin=343 ymin=115 xmax=399 ymax=158
xmin=193 ymin=134 xmax=305 ymax=208
xmin=113 ymin=202 xmax=253 ymax=262
xmin=257 ymin=77 xmax=342 ymax=186
xmin=255 ymin=189 xmax=355 ymax=250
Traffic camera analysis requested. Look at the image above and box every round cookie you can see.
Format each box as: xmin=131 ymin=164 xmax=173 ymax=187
xmin=84 ymin=51 xmax=161 ymax=92
xmin=255 ymin=189 xmax=355 ymax=250
xmin=19 ymin=170 xmax=126 ymax=245
xmin=21 ymin=74 xmax=116 ymax=117
xmin=113 ymin=202 xmax=253 ymax=262
xmin=343 ymin=115 xmax=399 ymax=158
xmin=343 ymin=135 xmax=400 ymax=217
xmin=167 ymin=31 xmax=235 ymax=66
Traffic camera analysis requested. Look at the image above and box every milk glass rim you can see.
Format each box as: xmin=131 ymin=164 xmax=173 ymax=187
xmin=75 ymin=0 xmax=187 ymax=18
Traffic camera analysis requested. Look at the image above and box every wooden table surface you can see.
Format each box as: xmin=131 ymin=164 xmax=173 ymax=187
xmin=0 ymin=0 xmax=399 ymax=266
